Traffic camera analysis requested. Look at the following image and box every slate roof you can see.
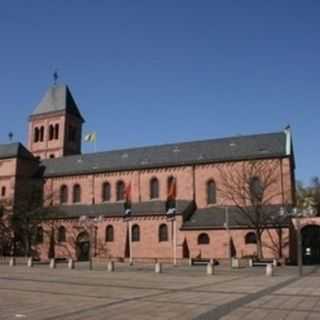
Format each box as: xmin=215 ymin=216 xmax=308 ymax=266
xmin=181 ymin=205 xmax=291 ymax=230
xmin=31 ymin=85 xmax=84 ymax=122
xmin=0 ymin=143 xmax=35 ymax=160
xmin=41 ymin=131 xmax=287 ymax=177
xmin=39 ymin=200 xmax=193 ymax=219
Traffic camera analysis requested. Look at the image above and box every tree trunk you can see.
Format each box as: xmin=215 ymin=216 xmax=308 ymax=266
xmin=256 ymin=231 xmax=264 ymax=260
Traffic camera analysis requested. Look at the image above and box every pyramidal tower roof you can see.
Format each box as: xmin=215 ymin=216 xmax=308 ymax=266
xmin=31 ymin=84 xmax=84 ymax=122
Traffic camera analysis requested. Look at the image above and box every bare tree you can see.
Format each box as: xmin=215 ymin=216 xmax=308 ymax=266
xmin=217 ymin=159 xmax=286 ymax=260
xmin=0 ymin=198 xmax=14 ymax=256
xmin=10 ymin=179 xmax=58 ymax=257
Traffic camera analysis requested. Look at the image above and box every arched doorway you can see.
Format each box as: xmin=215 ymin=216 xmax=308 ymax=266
xmin=301 ymin=225 xmax=320 ymax=265
xmin=76 ymin=231 xmax=90 ymax=261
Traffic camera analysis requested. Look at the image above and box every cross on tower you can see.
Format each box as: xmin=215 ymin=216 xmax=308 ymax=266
xmin=53 ymin=71 xmax=58 ymax=85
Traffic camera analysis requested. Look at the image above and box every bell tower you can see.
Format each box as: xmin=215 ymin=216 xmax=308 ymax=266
xmin=28 ymin=84 xmax=84 ymax=160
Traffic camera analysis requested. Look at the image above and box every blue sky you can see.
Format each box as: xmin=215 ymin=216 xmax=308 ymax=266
xmin=0 ymin=1 xmax=319 ymax=183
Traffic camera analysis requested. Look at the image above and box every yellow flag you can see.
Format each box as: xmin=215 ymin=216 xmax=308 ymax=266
xmin=84 ymin=132 xmax=96 ymax=143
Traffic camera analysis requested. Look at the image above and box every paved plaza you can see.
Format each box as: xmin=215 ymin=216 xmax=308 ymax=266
xmin=0 ymin=262 xmax=319 ymax=320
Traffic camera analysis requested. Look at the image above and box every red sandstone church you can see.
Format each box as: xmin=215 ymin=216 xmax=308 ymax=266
xmin=0 ymin=83 xmax=318 ymax=265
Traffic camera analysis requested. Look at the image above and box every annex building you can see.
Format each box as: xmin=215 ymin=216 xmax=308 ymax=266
xmin=0 ymin=83 xmax=318 ymax=265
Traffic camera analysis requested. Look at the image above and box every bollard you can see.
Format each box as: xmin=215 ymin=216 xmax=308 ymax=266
xmin=68 ymin=258 xmax=75 ymax=270
xmin=9 ymin=257 xmax=16 ymax=267
xmin=155 ymin=262 xmax=162 ymax=273
xmin=232 ymin=258 xmax=240 ymax=269
xmin=273 ymin=259 xmax=277 ymax=267
xmin=107 ymin=261 xmax=115 ymax=272
xmin=27 ymin=257 xmax=33 ymax=268
xmin=129 ymin=258 xmax=134 ymax=266
xmin=206 ymin=262 xmax=214 ymax=275
xmin=249 ymin=259 xmax=253 ymax=267
xmin=266 ymin=264 xmax=273 ymax=276
xmin=188 ymin=257 xmax=193 ymax=266
xmin=49 ymin=258 xmax=56 ymax=269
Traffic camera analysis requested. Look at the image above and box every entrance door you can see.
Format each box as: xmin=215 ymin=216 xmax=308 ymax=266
xmin=302 ymin=225 xmax=320 ymax=265
xmin=76 ymin=231 xmax=90 ymax=261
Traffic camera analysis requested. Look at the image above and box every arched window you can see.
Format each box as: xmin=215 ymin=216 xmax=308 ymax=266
xmin=159 ymin=224 xmax=168 ymax=242
xmin=40 ymin=126 xmax=44 ymax=142
xmin=150 ymin=177 xmax=159 ymax=199
xmin=60 ymin=185 xmax=68 ymax=204
xmin=34 ymin=127 xmax=39 ymax=143
xmin=132 ymin=224 xmax=140 ymax=242
xmin=35 ymin=226 xmax=43 ymax=244
xmin=116 ymin=180 xmax=125 ymax=201
xmin=102 ymin=182 xmax=111 ymax=202
xmin=73 ymin=184 xmax=81 ymax=203
xmin=54 ymin=124 xmax=59 ymax=139
xmin=249 ymin=176 xmax=263 ymax=204
xmin=198 ymin=233 xmax=210 ymax=245
xmin=49 ymin=125 xmax=54 ymax=141
xmin=245 ymin=232 xmax=257 ymax=244
xmin=105 ymin=225 xmax=114 ymax=242
xmin=207 ymin=180 xmax=217 ymax=204
xmin=57 ymin=226 xmax=66 ymax=242
xmin=1 ymin=186 xmax=6 ymax=197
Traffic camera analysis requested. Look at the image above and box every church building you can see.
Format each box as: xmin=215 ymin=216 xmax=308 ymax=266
xmin=1 ymin=83 xmax=314 ymax=265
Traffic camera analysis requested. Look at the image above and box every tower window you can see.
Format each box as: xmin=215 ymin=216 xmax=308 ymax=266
xmin=49 ymin=125 xmax=54 ymax=141
xmin=34 ymin=127 xmax=40 ymax=143
xmin=40 ymin=126 xmax=44 ymax=142
xmin=54 ymin=124 xmax=59 ymax=140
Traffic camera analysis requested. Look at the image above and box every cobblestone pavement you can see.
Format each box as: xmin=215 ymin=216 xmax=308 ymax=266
xmin=0 ymin=262 xmax=319 ymax=319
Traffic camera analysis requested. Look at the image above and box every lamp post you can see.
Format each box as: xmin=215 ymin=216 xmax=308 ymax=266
xmin=224 ymin=207 xmax=232 ymax=270
xmin=79 ymin=215 xmax=103 ymax=270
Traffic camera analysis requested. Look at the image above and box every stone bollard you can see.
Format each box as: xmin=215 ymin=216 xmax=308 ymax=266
xmin=232 ymin=258 xmax=240 ymax=269
xmin=155 ymin=262 xmax=162 ymax=273
xmin=249 ymin=259 xmax=253 ymax=267
xmin=49 ymin=258 xmax=56 ymax=269
xmin=9 ymin=257 xmax=16 ymax=267
xmin=207 ymin=262 xmax=214 ymax=275
xmin=27 ymin=257 xmax=33 ymax=268
xmin=273 ymin=259 xmax=277 ymax=267
xmin=107 ymin=261 xmax=115 ymax=272
xmin=188 ymin=257 xmax=193 ymax=266
xmin=68 ymin=258 xmax=75 ymax=270
xmin=266 ymin=264 xmax=273 ymax=277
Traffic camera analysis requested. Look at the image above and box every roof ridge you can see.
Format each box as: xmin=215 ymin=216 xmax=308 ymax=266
xmin=42 ymin=130 xmax=285 ymax=162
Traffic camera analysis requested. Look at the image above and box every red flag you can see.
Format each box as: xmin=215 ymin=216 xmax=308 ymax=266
xmin=167 ymin=178 xmax=176 ymax=200
xmin=125 ymin=182 xmax=132 ymax=202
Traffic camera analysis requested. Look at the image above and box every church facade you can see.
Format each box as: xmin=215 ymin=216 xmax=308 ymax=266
xmin=0 ymin=84 xmax=299 ymax=264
